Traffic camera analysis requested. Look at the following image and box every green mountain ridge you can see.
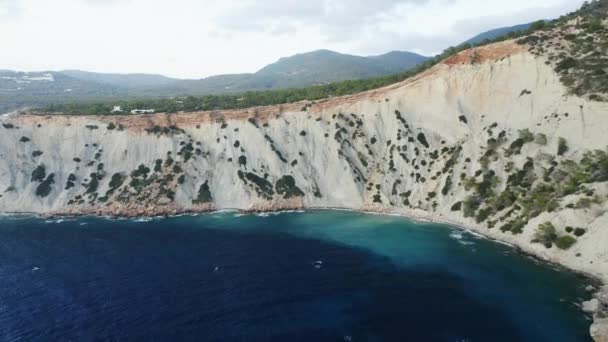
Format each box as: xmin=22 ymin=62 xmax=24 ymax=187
xmin=0 ymin=49 xmax=429 ymax=113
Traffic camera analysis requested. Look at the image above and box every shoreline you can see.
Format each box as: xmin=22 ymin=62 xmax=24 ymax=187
xmin=1 ymin=205 xmax=604 ymax=285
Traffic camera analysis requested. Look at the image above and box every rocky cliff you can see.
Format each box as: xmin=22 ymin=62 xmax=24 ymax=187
xmin=1 ymin=37 xmax=608 ymax=338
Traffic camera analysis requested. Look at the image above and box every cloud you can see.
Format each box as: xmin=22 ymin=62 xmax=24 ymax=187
xmin=214 ymin=0 xmax=430 ymax=41
xmin=81 ymin=0 xmax=131 ymax=4
xmin=341 ymin=0 xmax=587 ymax=56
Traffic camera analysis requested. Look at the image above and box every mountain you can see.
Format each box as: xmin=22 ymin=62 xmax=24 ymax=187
xmin=247 ymin=50 xmax=428 ymax=89
xmin=0 ymin=50 xmax=429 ymax=113
xmin=0 ymin=70 xmax=123 ymax=112
xmin=60 ymin=70 xmax=176 ymax=88
xmin=461 ymin=23 xmax=534 ymax=46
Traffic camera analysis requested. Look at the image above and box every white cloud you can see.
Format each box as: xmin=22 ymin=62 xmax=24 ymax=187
xmin=0 ymin=0 xmax=587 ymax=78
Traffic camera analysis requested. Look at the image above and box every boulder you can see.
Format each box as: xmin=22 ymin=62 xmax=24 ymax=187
xmin=583 ymin=299 xmax=601 ymax=314
xmin=591 ymin=318 xmax=608 ymax=342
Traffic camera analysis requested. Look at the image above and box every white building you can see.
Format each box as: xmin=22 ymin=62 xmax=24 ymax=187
xmin=130 ymin=109 xmax=155 ymax=114
xmin=111 ymin=106 xmax=123 ymax=113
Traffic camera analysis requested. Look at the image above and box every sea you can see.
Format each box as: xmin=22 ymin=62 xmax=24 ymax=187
xmin=0 ymin=210 xmax=594 ymax=341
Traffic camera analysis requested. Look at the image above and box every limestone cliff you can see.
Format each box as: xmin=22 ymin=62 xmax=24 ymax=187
xmin=1 ymin=39 xmax=608 ymax=338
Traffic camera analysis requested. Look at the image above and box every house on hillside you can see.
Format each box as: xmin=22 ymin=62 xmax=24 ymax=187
xmin=111 ymin=106 xmax=123 ymax=113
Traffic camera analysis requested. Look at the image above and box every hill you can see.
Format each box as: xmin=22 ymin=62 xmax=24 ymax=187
xmin=0 ymin=50 xmax=428 ymax=113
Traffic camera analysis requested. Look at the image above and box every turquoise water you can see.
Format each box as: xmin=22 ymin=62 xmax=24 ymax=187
xmin=0 ymin=210 xmax=594 ymax=341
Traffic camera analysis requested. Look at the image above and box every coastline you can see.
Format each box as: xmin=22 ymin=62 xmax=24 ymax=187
xmin=2 ymin=205 xmax=605 ymax=283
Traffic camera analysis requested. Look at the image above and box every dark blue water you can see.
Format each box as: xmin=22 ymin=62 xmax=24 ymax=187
xmin=0 ymin=211 xmax=593 ymax=341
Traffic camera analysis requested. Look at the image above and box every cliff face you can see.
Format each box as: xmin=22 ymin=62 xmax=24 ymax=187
xmin=1 ymin=41 xmax=608 ymax=285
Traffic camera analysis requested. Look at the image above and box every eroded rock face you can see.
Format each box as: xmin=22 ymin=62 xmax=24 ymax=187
xmin=1 ymin=40 xmax=608 ymax=339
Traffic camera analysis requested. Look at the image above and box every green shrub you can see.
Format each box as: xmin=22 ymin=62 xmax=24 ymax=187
xmin=574 ymin=228 xmax=587 ymax=237
xmin=534 ymin=222 xmax=557 ymax=246
xmin=31 ymin=165 xmax=46 ymax=182
xmin=441 ymin=176 xmax=453 ymax=195
xmin=500 ymin=218 xmax=527 ymax=235
xmin=36 ymin=174 xmax=55 ymax=198
xmin=275 ymin=176 xmax=305 ymax=199
xmin=154 ymin=159 xmax=162 ymax=172
xmin=518 ymin=129 xmax=535 ymax=143
xmin=109 ymin=173 xmax=126 ymax=189
xmin=558 ymin=138 xmax=568 ymax=156
xmin=131 ymin=164 xmax=151 ymax=178
xmin=506 ymin=139 xmax=525 ymax=156
xmin=193 ymin=181 xmax=213 ymax=204
xmin=476 ymin=207 xmax=493 ymax=223
xmin=535 ymin=133 xmax=548 ymax=145
xmin=463 ymin=196 xmax=481 ymax=218
xmin=555 ymin=236 xmax=577 ymax=250
xmin=417 ymin=133 xmax=429 ymax=148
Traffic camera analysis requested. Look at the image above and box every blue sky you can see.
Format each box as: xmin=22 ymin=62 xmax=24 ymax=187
xmin=0 ymin=0 xmax=586 ymax=78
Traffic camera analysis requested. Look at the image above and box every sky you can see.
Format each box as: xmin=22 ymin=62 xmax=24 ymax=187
xmin=0 ymin=0 xmax=586 ymax=79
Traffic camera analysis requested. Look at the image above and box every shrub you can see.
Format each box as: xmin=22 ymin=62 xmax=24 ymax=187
xmin=500 ymin=218 xmax=527 ymax=235
xmin=576 ymin=197 xmax=595 ymax=209
xmin=20 ymin=136 xmax=30 ymax=143
xmin=574 ymin=228 xmax=587 ymax=237
xmin=534 ymin=222 xmax=557 ymax=246
xmin=131 ymin=164 xmax=151 ymax=178
xmin=417 ymin=133 xmax=430 ymax=148
xmin=442 ymin=176 xmax=453 ymax=196
xmin=31 ymin=165 xmax=46 ymax=182
xmin=36 ymin=174 xmax=55 ymax=198
xmin=275 ymin=175 xmax=305 ymax=199
xmin=463 ymin=196 xmax=481 ymax=218
xmin=518 ymin=129 xmax=535 ymax=143
xmin=109 ymin=173 xmax=126 ymax=189
xmin=558 ymin=138 xmax=568 ymax=156
xmin=154 ymin=159 xmax=162 ymax=172
xmin=506 ymin=139 xmax=525 ymax=156
xmin=107 ymin=123 xmax=117 ymax=130
xmin=555 ymin=236 xmax=577 ymax=250
xmin=476 ymin=207 xmax=493 ymax=223
xmin=193 ymin=181 xmax=213 ymax=204
xmin=32 ymin=151 xmax=43 ymax=157
xmin=451 ymin=202 xmax=462 ymax=211
xmin=535 ymin=133 xmax=548 ymax=145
